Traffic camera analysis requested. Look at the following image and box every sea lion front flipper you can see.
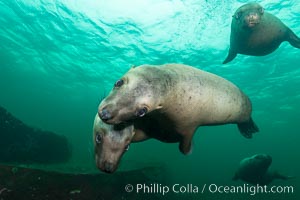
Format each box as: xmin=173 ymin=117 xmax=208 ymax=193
xmin=131 ymin=129 xmax=150 ymax=142
xmin=179 ymin=134 xmax=193 ymax=155
xmin=287 ymin=28 xmax=300 ymax=49
xmin=237 ymin=117 xmax=259 ymax=138
xmin=223 ymin=48 xmax=237 ymax=64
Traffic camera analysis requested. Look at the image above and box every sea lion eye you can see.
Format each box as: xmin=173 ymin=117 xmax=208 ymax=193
xmin=136 ymin=107 xmax=148 ymax=117
xmin=95 ymin=134 xmax=102 ymax=144
xmin=125 ymin=144 xmax=130 ymax=151
xmin=114 ymin=79 xmax=124 ymax=88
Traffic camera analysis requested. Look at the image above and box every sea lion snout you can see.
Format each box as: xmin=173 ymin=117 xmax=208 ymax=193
xmin=95 ymin=150 xmax=121 ymax=174
xmin=245 ymin=12 xmax=260 ymax=27
xmin=98 ymin=108 xmax=112 ymax=121
xmin=98 ymin=103 xmax=120 ymax=123
xmin=99 ymin=102 xmax=140 ymax=124
xmin=96 ymin=158 xmax=118 ymax=174
xmin=100 ymin=162 xmax=116 ymax=174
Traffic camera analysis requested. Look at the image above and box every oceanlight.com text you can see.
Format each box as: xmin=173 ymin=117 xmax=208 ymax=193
xmin=208 ymin=184 xmax=294 ymax=195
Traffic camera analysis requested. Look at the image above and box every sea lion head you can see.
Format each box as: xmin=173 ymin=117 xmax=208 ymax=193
xmin=233 ymin=3 xmax=264 ymax=29
xmin=239 ymin=154 xmax=272 ymax=177
xmin=249 ymin=154 xmax=272 ymax=170
xmin=93 ymin=114 xmax=134 ymax=173
xmin=98 ymin=66 xmax=163 ymax=125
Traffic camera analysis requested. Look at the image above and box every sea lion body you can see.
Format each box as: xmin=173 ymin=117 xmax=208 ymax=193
xmin=223 ymin=2 xmax=300 ymax=64
xmin=98 ymin=64 xmax=259 ymax=154
xmin=233 ymin=154 xmax=293 ymax=185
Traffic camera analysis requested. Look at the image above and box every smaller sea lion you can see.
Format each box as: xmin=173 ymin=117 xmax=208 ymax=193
xmin=93 ymin=114 xmax=134 ymax=173
xmin=93 ymin=112 xmax=182 ymax=173
xmin=233 ymin=154 xmax=294 ymax=185
xmin=223 ymin=2 xmax=300 ymax=64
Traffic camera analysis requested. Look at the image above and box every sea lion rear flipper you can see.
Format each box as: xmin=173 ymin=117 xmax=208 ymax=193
xmin=273 ymin=171 xmax=295 ymax=181
xmin=237 ymin=117 xmax=259 ymax=138
xmin=223 ymin=49 xmax=237 ymax=64
xmin=287 ymin=29 xmax=300 ymax=49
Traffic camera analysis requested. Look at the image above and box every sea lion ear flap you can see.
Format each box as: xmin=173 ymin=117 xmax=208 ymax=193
xmin=129 ymin=65 xmax=136 ymax=71
xmin=156 ymin=104 xmax=163 ymax=109
xmin=233 ymin=11 xmax=242 ymax=20
xmin=259 ymin=7 xmax=264 ymax=14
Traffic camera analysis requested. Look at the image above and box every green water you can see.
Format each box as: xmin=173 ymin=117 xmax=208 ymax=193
xmin=0 ymin=0 xmax=299 ymax=199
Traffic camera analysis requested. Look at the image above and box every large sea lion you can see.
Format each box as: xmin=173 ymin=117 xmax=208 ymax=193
xmin=233 ymin=154 xmax=293 ymax=185
xmin=98 ymin=64 xmax=259 ymax=155
xmin=223 ymin=2 xmax=300 ymax=64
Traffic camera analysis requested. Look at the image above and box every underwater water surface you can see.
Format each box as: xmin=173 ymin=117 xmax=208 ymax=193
xmin=0 ymin=0 xmax=299 ymax=199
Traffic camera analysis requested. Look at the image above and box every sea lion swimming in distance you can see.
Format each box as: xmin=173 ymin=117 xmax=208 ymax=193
xmin=223 ymin=2 xmax=300 ymax=64
xmin=98 ymin=64 xmax=259 ymax=155
xmin=233 ymin=154 xmax=294 ymax=185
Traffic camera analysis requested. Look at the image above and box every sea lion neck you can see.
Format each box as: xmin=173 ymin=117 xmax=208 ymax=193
xmin=131 ymin=66 xmax=176 ymax=97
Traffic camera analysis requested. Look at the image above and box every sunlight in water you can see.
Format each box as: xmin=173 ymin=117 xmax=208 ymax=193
xmin=0 ymin=2 xmax=299 ymax=192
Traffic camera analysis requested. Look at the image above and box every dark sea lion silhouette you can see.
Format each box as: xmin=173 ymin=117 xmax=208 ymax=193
xmin=233 ymin=154 xmax=294 ymax=185
xmin=223 ymin=2 xmax=300 ymax=64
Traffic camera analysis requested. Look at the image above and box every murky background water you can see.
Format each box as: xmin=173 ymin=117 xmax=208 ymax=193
xmin=0 ymin=0 xmax=299 ymax=199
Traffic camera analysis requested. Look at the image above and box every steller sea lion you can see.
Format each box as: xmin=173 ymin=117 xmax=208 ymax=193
xmin=233 ymin=154 xmax=294 ymax=185
xmin=98 ymin=64 xmax=259 ymax=155
xmin=223 ymin=2 xmax=300 ymax=64
xmin=93 ymin=114 xmax=133 ymax=173
xmin=93 ymin=112 xmax=183 ymax=173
